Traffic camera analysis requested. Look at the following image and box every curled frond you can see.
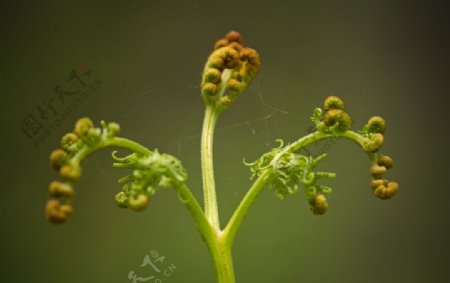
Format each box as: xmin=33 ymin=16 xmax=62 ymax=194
xmin=246 ymin=141 xmax=336 ymax=213
xmin=45 ymin=117 xmax=182 ymax=224
xmin=112 ymin=149 xmax=188 ymax=211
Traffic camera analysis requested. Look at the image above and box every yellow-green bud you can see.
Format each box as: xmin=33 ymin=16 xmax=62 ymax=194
xmin=323 ymin=109 xmax=352 ymax=133
xmin=378 ymin=154 xmax=393 ymax=169
xmin=370 ymin=165 xmax=387 ymax=177
xmin=364 ymin=133 xmax=384 ymax=152
xmin=324 ymin=96 xmax=345 ymax=111
xmin=367 ymin=116 xmax=386 ymax=134
xmin=115 ymin=191 xmax=128 ymax=208
xmin=49 ymin=149 xmax=68 ymax=171
xmin=74 ymin=117 xmax=94 ymax=137
xmin=370 ymin=179 xmax=386 ymax=190
xmin=128 ymin=194 xmax=149 ymax=212
xmin=310 ymin=194 xmax=328 ymax=215
xmin=107 ymin=122 xmax=121 ymax=137
xmin=59 ymin=164 xmax=81 ymax=181
xmin=48 ymin=181 xmax=74 ymax=198
xmin=215 ymin=47 xmax=240 ymax=69
xmin=60 ymin=133 xmax=79 ymax=151
xmin=202 ymin=82 xmax=218 ymax=97
xmin=207 ymin=56 xmax=224 ymax=69
xmin=373 ymin=181 xmax=399 ymax=199
xmin=45 ymin=199 xmax=72 ymax=224
xmin=227 ymin=78 xmax=244 ymax=94
xmin=204 ymin=68 xmax=222 ymax=84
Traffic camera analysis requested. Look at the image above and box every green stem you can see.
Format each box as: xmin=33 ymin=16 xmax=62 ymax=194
xmin=208 ymin=234 xmax=235 ymax=283
xmin=72 ymin=137 xmax=152 ymax=164
xmin=201 ymin=106 xmax=221 ymax=229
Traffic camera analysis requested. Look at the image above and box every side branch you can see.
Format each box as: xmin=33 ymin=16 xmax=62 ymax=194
xmin=223 ymin=130 xmax=374 ymax=244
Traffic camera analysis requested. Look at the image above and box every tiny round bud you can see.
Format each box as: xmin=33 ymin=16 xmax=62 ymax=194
xmin=115 ymin=191 xmax=129 ymax=208
xmin=48 ymin=181 xmax=74 ymax=198
xmin=50 ymin=149 xmax=68 ymax=171
xmin=323 ymin=109 xmax=352 ymax=133
xmin=227 ymin=79 xmax=244 ymax=94
xmin=60 ymin=133 xmax=79 ymax=151
xmin=370 ymin=165 xmax=387 ymax=177
xmin=378 ymin=154 xmax=393 ymax=169
xmin=60 ymin=164 xmax=81 ymax=181
xmin=364 ymin=133 xmax=384 ymax=152
xmin=45 ymin=199 xmax=70 ymax=224
xmin=74 ymin=117 xmax=94 ymax=137
xmin=374 ymin=181 xmax=399 ymax=199
xmin=310 ymin=194 xmax=328 ymax=215
xmin=207 ymin=56 xmax=224 ymax=69
xmin=370 ymin=179 xmax=386 ymax=189
xmin=324 ymin=96 xmax=345 ymax=111
xmin=216 ymin=47 xmax=240 ymax=69
xmin=107 ymin=122 xmax=121 ymax=137
xmin=367 ymin=116 xmax=386 ymax=134
xmin=225 ymin=31 xmax=242 ymax=43
xmin=214 ymin=38 xmax=229 ymax=50
xmin=128 ymin=194 xmax=149 ymax=212
xmin=240 ymin=48 xmax=260 ymax=66
xmin=204 ymin=68 xmax=222 ymax=84
xmin=202 ymin=82 xmax=218 ymax=97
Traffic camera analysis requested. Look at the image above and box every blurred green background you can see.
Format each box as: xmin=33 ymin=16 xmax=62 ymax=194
xmin=1 ymin=1 xmax=449 ymax=282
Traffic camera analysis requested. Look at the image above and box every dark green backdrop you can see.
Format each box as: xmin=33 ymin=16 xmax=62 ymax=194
xmin=2 ymin=1 xmax=449 ymax=282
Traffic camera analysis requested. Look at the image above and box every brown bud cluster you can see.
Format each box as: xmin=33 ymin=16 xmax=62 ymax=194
xmin=370 ymin=154 xmax=398 ymax=199
xmin=201 ymin=31 xmax=261 ymax=109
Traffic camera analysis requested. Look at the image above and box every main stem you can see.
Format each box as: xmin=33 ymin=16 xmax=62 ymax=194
xmin=201 ymin=106 xmax=221 ymax=229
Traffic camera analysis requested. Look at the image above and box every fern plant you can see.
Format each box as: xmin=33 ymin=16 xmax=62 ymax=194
xmin=45 ymin=31 xmax=399 ymax=283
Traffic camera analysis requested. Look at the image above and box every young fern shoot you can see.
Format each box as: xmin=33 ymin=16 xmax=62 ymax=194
xmin=45 ymin=31 xmax=399 ymax=283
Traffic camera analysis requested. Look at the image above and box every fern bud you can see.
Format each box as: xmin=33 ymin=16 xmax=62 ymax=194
xmin=59 ymin=164 xmax=82 ymax=181
xmin=60 ymin=133 xmax=79 ymax=151
xmin=204 ymin=68 xmax=222 ymax=84
xmin=370 ymin=165 xmax=387 ymax=177
xmin=74 ymin=117 xmax=94 ymax=137
xmin=115 ymin=191 xmax=129 ymax=208
xmin=45 ymin=199 xmax=72 ymax=224
xmin=323 ymin=96 xmax=345 ymax=111
xmin=128 ymin=194 xmax=149 ymax=212
xmin=48 ymin=181 xmax=74 ymax=198
xmin=364 ymin=133 xmax=384 ymax=152
xmin=310 ymin=194 xmax=328 ymax=215
xmin=367 ymin=116 xmax=386 ymax=134
xmin=323 ymin=109 xmax=351 ymax=133
xmin=378 ymin=154 xmax=393 ymax=169
xmin=225 ymin=30 xmax=243 ymax=44
xmin=370 ymin=179 xmax=386 ymax=189
xmin=202 ymin=82 xmax=218 ymax=97
xmin=107 ymin=122 xmax=121 ymax=138
xmin=49 ymin=149 xmax=68 ymax=171
xmin=373 ymin=181 xmax=399 ymax=199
